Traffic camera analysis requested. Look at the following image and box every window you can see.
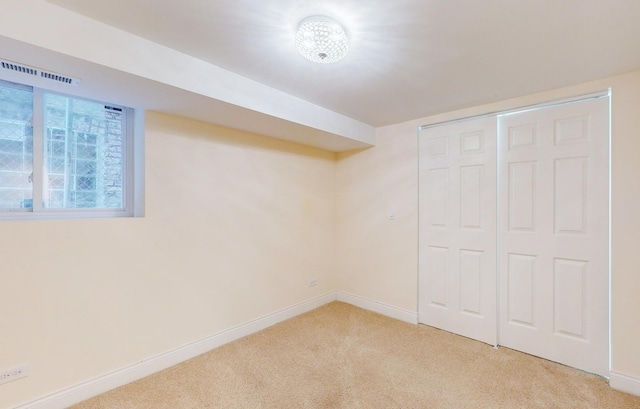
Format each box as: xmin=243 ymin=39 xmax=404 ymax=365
xmin=0 ymin=79 xmax=135 ymax=220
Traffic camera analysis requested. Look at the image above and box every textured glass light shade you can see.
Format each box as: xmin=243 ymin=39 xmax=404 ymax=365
xmin=295 ymin=16 xmax=349 ymax=64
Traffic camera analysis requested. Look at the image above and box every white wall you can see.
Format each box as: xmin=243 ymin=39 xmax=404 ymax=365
xmin=5 ymin=71 xmax=640 ymax=408
xmin=0 ymin=113 xmax=336 ymax=409
xmin=2 ymin=29 xmax=640 ymax=405
xmin=336 ymin=70 xmax=640 ymax=384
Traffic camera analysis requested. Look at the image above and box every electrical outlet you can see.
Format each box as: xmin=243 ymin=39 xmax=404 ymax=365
xmin=309 ymin=278 xmax=318 ymax=287
xmin=0 ymin=363 xmax=29 ymax=385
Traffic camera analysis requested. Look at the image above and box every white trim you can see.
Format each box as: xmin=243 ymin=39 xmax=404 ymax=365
xmin=610 ymin=371 xmax=640 ymax=397
xmin=336 ymin=291 xmax=418 ymax=324
xmin=14 ymin=292 xmax=337 ymax=409
xmin=418 ymin=90 xmax=609 ymax=131
xmin=132 ymin=109 xmax=145 ymax=217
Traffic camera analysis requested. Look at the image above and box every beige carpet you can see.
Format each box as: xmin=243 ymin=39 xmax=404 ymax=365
xmin=71 ymin=302 xmax=640 ymax=408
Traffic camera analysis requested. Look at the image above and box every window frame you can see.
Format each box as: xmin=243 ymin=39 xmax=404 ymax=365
xmin=0 ymin=79 xmax=137 ymax=221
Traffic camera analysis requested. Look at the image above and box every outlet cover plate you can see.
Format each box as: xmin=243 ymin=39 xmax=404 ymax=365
xmin=0 ymin=363 xmax=29 ymax=385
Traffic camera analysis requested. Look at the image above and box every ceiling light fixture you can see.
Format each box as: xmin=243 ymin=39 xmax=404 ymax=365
xmin=295 ymin=16 xmax=349 ymax=64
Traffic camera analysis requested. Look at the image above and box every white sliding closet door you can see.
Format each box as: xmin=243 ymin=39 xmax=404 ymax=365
xmin=418 ymin=117 xmax=498 ymax=346
xmin=498 ymin=97 xmax=609 ymax=376
xmin=418 ymin=96 xmax=610 ymax=376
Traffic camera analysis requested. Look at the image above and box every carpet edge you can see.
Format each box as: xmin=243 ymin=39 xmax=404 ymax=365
xmin=13 ymin=292 xmax=338 ymax=409
xmin=336 ymin=291 xmax=418 ymax=324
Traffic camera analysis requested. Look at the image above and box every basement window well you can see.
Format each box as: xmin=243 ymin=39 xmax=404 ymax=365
xmin=0 ymin=79 xmax=139 ymax=220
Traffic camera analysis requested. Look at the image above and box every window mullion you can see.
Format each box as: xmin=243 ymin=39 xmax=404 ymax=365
xmin=32 ymin=88 xmax=44 ymax=211
xmin=124 ymin=108 xmax=133 ymax=215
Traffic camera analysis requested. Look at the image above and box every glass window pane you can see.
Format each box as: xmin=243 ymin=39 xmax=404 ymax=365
xmin=43 ymin=94 xmax=124 ymax=209
xmin=0 ymin=84 xmax=33 ymax=209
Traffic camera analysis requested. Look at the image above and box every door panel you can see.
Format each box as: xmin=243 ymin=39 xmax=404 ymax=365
xmin=498 ymin=97 xmax=609 ymax=376
xmin=419 ymin=117 xmax=498 ymax=346
xmin=506 ymin=253 xmax=536 ymax=327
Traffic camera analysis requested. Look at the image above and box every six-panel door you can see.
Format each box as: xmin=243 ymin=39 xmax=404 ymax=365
xmin=498 ymin=97 xmax=609 ymax=376
xmin=419 ymin=116 xmax=498 ymax=346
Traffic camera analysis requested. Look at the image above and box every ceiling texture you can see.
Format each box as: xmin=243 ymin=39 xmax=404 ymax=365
xmin=46 ymin=0 xmax=640 ymax=127
xmin=1 ymin=1 xmax=639 ymax=151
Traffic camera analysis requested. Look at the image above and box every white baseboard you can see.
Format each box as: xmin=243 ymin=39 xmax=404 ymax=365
xmin=15 ymin=291 xmax=418 ymax=409
xmin=336 ymin=291 xmax=418 ymax=324
xmin=610 ymin=371 xmax=640 ymax=397
xmin=15 ymin=292 xmax=337 ymax=409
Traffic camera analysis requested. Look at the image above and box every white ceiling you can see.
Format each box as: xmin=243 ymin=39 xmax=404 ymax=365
xmin=46 ymin=0 xmax=640 ymax=127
